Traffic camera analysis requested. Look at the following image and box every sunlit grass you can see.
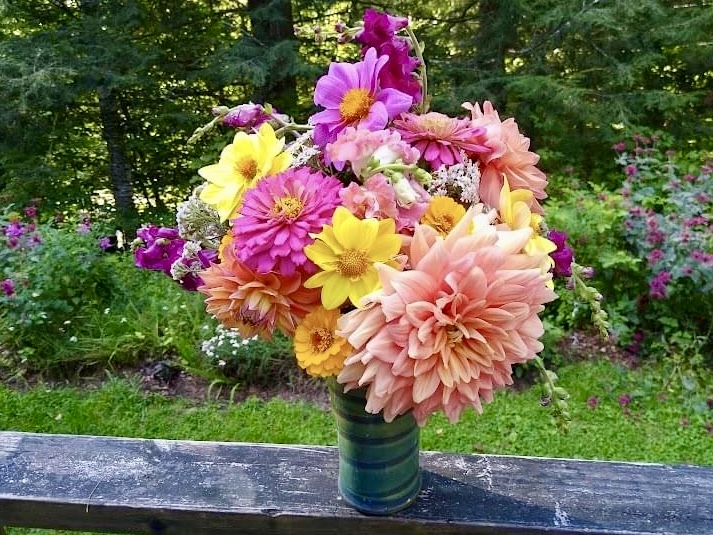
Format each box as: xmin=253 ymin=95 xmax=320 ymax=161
xmin=2 ymin=359 xmax=711 ymax=465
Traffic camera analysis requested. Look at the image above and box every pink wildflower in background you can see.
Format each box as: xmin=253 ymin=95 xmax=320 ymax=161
xmin=648 ymin=271 xmax=672 ymax=299
xmin=232 ymin=167 xmax=343 ymax=276
xmin=98 ymin=236 xmax=113 ymax=250
xmin=309 ymin=47 xmax=413 ymax=147
xmin=464 ymin=101 xmax=548 ymax=213
xmin=647 ymin=248 xmax=664 ymax=266
xmin=76 ymin=219 xmax=91 ymax=234
xmin=1 ymin=279 xmax=15 ymax=296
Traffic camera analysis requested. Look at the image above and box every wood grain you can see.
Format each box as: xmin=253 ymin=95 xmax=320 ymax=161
xmin=1 ymin=431 xmax=712 ymax=534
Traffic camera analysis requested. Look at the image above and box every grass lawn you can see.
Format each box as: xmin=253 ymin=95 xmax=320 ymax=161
xmin=2 ymin=358 xmax=712 ymax=464
xmin=2 ymin=358 xmax=712 ymax=535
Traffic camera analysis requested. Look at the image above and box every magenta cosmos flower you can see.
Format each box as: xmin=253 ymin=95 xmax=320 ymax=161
xmin=231 ymin=167 xmax=343 ymax=276
xmin=309 ymin=47 xmax=413 ymax=147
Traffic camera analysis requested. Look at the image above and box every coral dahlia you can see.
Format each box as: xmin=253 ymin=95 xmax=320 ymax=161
xmin=198 ymin=244 xmax=320 ymax=339
xmin=464 ymin=101 xmax=548 ymax=214
xmin=337 ymin=207 xmax=557 ymax=425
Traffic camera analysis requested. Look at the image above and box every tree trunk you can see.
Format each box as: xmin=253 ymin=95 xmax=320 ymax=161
xmin=97 ymin=86 xmax=139 ymax=233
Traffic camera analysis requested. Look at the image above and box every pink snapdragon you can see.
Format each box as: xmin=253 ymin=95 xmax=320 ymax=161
xmin=326 ymin=126 xmax=419 ymax=177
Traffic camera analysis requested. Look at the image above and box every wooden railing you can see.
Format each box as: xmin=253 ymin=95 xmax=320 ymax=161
xmin=1 ymin=431 xmax=712 ymax=534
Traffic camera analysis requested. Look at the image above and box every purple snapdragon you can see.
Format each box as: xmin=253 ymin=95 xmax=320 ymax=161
xmin=133 ymin=226 xmax=185 ymax=277
xmin=547 ymin=229 xmax=574 ymax=277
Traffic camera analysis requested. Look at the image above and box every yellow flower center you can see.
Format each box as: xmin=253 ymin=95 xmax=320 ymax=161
xmin=235 ymin=157 xmax=258 ymax=180
xmin=420 ymin=114 xmax=449 ymax=135
xmin=273 ymin=196 xmax=303 ymax=219
xmin=446 ymin=325 xmax=464 ymax=346
xmin=339 ymin=88 xmax=374 ymax=123
xmin=310 ymin=327 xmax=334 ymax=353
xmin=337 ymin=249 xmax=369 ymax=279
xmin=433 ymin=214 xmax=456 ymax=235
xmin=530 ymin=213 xmax=543 ymax=235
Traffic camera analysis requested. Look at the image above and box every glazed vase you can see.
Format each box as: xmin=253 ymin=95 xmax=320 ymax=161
xmin=329 ymin=383 xmax=421 ymax=515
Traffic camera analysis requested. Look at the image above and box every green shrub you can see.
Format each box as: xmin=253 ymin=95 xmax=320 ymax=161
xmin=1 ymin=208 xmax=120 ymax=368
xmin=617 ymin=136 xmax=713 ymax=361
xmin=543 ymin=180 xmax=641 ymax=340
xmin=199 ymin=324 xmax=297 ymax=387
xmin=0 ymin=205 xmax=211 ymax=375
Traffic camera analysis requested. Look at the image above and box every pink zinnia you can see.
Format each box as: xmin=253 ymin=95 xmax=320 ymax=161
xmin=232 ymin=167 xmax=343 ymax=276
xmin=337 ymin=207 xmax=557 ymax=426
xmin=326 ymin=126 xmax=419 ymax=176
xmin=309 ymin=47 xmax=413 ymax=147
xmin=464 ymin=101 xmax=548 ymax=214
xmin=393 ymin=112 xmax=489 ymax=170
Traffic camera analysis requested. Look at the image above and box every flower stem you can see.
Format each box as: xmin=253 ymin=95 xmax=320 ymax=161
xmin=405 ymin=25 xmax=429 ymax=114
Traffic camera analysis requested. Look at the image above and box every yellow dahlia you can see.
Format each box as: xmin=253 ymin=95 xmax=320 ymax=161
xmin=198 ymin=123 xmax=291 ymax=221
xmin=498 ymin=177 xmax=556 ymax=257
xmin=294 ymin=307 xmax=353 ymax=377
xmin=420 ymin=196 xmax=467 ymax=237
xmin=304 ymin=206 xmax=402 ymax=310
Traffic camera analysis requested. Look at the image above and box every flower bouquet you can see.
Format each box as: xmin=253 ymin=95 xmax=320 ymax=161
xmin=134 ymin=8 xmax=607 ymax=515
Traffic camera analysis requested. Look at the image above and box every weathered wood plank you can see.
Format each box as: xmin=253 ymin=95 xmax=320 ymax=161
xmin=1 ymin=431 xmax=712 ymax=534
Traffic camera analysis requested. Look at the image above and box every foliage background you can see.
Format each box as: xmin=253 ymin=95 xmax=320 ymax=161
xmin=1 ymin=0 xmax=711 ymax=232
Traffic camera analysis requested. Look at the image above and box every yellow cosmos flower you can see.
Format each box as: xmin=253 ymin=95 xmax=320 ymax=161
xmin=198 ymin=123 xmax=291 ymax=221
xmin=294 ymin=307 xmax=353 ymax=377
xmin=421 ymin=196 xmax=467 ymax=237
xmin=304 ymin=206 xmax=402 ymax=310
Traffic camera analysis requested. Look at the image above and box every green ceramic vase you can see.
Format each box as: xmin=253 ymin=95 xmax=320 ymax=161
xmin=330 ymin=383 xmax=421 ymax=515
